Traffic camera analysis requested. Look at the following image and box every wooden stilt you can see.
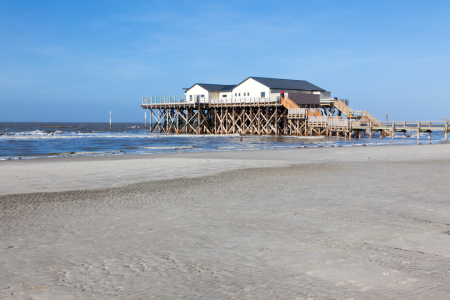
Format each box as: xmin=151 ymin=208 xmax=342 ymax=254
xmin=150 ymin=108 xmax=153 ymax=132
xmin=275 ymin=107 xmax=278 ymax=135
xmin=198 ymin=106 xmax=202 ymax=134
xmin=257 ymin=110 xmax=261 ymax=135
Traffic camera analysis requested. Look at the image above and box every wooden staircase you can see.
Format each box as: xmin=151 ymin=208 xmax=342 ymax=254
xmin=281 ymin=96 xmax=300 ymax=109
xmin=334 ymin=99 xmax=380 ymax=124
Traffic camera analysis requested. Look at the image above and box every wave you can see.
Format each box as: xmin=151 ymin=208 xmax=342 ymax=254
xmin=45 ymin=150 xmax=126 ymax=156
xmin=140 ymin=146 xmax=196 ymax=150
xmin=0 ymin=131 xmax=244 ymax=140
xmin=0 ymin=129 xmax=66 ymax=136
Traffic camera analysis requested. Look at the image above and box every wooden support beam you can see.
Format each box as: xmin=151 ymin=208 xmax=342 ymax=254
xmin=391 ymin=122 xmax=395 ymax=140
xmin=149 ymin=108 xmax=153 ymax=132
xmin=198 ymin=107 xmax=202 ymax=134
xmin=275 ymin=107 xmax=278 ymax=135
xmin=257 ymin=110 xmax=261 ymax=135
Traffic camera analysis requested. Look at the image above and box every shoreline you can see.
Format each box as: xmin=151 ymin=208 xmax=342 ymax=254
xmin=1 ymin=129 xmax=447 ymax=161
xmin=1 ymin=140 xmax=448 ymax=163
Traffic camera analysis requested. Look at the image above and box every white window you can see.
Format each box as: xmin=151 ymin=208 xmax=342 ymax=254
xmin=261 ymin=92 xmax=265 ymax=97
xmin=190 ymin=95 xmax=192 ymax=100
xmin=248 ymin=93 xmax=250 ymax=96
xmin=239 ymin=93 xmax=240 ymax=96
xmin=235 ymin=93 xmax=237 ymax=96
xmin=222 ymin=95 xmax=227 ymax=97
xmin=201 ymin=95 xmax=204 ymax=98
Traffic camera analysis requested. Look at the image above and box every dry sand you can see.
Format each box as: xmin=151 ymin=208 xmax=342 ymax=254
xmin=1 ymin=144 xmax=450 ymax=299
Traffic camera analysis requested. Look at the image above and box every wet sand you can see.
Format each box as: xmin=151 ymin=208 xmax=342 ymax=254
xmin=1 ymin=144 xmax=450 ymax=299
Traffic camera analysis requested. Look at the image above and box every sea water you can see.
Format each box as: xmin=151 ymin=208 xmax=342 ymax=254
xmin=0 ymin=122 xmax=446 ymax=160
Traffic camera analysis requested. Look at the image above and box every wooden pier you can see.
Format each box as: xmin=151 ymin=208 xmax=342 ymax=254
xmin=141 ymin=96 xmax=449 ymax=141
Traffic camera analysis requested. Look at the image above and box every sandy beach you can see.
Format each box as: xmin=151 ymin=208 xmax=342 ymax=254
xmin=1 ymin=144 xmax=450 ymax=299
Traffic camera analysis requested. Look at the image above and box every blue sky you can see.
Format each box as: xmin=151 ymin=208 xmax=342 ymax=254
xmin=0 ymin=0 xmax=449 ymax=122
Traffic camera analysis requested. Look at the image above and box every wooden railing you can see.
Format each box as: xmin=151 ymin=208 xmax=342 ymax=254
xmin=360 ymin=111 xmax=380 ymax=124
xmin=308 ymin=116 xmax=351 ymax=129
xmin=288 ymin=108 xmax=307 ymax=118
xmin=371 ymin=121 xmax=449 ymax=130
xmin=142 ymin=96 xmax=280 ymax=105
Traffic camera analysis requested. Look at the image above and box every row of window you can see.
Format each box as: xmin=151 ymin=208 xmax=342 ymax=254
xmin=189 ymin=95 xmax=205 ymax=100
xmin=190 ymin=92 xmax=266 ymax=99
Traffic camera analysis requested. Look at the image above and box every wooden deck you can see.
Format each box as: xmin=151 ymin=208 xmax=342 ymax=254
xmin=352 ymin=121 xmax=449 ymax=141
xmin=141 ymin=97 xmax=449 ymax=140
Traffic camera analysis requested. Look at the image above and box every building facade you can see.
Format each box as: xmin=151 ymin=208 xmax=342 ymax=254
xmin=184 ymin=77 xmax=331 ymax=104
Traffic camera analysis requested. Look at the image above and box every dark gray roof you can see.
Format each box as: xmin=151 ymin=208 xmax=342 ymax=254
xmin=185 ymin=83 xmax=236 ymax=93
xmin=243 ymin=77 xmax=326 ymax=92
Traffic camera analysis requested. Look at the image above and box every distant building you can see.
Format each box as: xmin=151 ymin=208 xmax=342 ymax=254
xmin=184 ymin=77 xmax=331 ymax=104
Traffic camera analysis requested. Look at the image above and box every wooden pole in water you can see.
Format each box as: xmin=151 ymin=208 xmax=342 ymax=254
xmin=150 ymin=108 xmax=153 ymax=132
xmin=391 ymin=121 xmax=395 ymax=140
xmin=445 ymin=121 xmax=448 ymax=142
xmin=158 ymin=109 xmax=160 ymax=133
xmin=417 ymin=122 xmax=420 ymax=140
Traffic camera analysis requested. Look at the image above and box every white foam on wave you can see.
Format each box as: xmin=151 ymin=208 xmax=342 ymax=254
xmin=140 ymin=146 xmax=196 ymax=150
xmin=1 ymin=150 xmax=128 ymax=160
xmin=0 ymin=132 xmax=244 ymax=140
xmin=1 ymin=129 xmax=58 ymax=136
xmin=0 ymin=133 xmax=149 ymax=140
